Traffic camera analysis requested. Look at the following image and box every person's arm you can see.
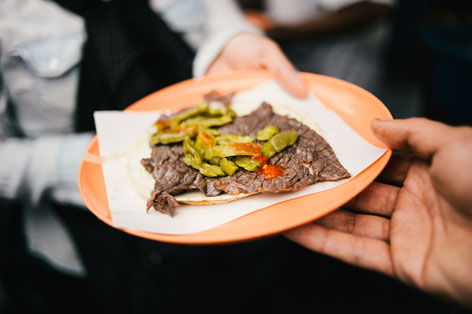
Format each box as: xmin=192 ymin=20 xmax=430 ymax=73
xmin=285 ymin=118 xmax=472 ymax=307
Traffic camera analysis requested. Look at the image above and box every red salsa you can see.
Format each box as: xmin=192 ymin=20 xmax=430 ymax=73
xmin=260 ymin=164 xmax=285 ymax=180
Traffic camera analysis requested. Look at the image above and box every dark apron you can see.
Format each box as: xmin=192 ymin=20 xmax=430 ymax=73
xmin=57 ymin=0 xmax=196 ymax=131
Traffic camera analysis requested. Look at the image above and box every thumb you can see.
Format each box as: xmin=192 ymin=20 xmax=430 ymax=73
xmin=370 ymin=118 xmax=456 ymax=159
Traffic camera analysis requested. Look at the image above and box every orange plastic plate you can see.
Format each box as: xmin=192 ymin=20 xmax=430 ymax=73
xmin=78 ymin=71 xmax=392 ymax=244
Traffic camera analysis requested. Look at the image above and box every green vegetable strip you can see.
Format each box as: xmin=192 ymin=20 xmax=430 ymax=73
xmin=198 ymin=163 xmax=225 ymax=177
xmin=204 ymin=143 xmax=261 ymax=160
xmin=168 ymin=102 xmax=209 ymax=126
xmin=220 ymin=158 xmax=238 ymax=176
xmin=150 ymin=126 xmax=198 ymax=144
xmin=234 ymin=156 xmax=261 ymax=171
xmin=256 ymin=125 xmax=278 ymax=141
xmin=216 ymin=134 xmax=254 ymax=145
xmin=183 ymin=137 xmax=202 ymax=165
xmin=262 ymin=131 xmax=298 ymax=158
xmin=195 ymin=132 xmax=216 ymax=153
xmin=261 ymin=141 xmax=277 ymax=158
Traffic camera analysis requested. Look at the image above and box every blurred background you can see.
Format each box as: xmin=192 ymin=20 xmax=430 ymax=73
xmin=1 ymin=0 xmax=471 ymax=313
xmin=242 ymin=0 xmax=472 ymax=125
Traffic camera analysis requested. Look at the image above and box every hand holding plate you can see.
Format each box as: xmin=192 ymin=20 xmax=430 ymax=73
xmin=285 ymin=118 xmax=472 ymax=308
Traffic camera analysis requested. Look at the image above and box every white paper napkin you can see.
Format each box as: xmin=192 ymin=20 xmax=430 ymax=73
xmin=94 ymin=81 xmax=387 ymax=234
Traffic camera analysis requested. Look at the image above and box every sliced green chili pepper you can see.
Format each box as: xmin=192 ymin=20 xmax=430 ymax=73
xmin=256 ymin=125 xmax=278 ymax=141
xmin=198 ymin=163 xmax=225 ymax=177
xmin=200 ymin=114 xmax=233 ymax=128
xmin=261 ymin=141 xmax=277 ymax=158
xmin=183 ymin=136 xmax=202 ymax=165
xmin=220 ymin=158 xmax=238 ymax=176
xmin=179 ymin=116 xmax=206 ymax=128
xmin=234 ymin=156 xmax=261 ymax=171
xmin=208 ymin=157 xmax=221 ymax=166
xmin=216 ymin=134 xmax=254 ymax=145
xmin=183 ymin=156 xmax=224 ymax=177
xmin=168 ymin=102 xmax=209 ymax=126
xmin=204 ymin=143 xmax=262 ymax=160
xmin=261 ymin=131 xmax=298 ymax=158
xmin=180 ymin=114 xmax=233 ymax=129
xmin=150 ymin=125 xmax=199 ymax=145
xmin=183 ymin=154 xmax=201 ymax=170
xmin=270 ymin=131 xmax=298 ymax=152
xmin=201 ymin=128 xmax=220 ymax=136
xmin=194 ymin=132 xmax=216 ymax=153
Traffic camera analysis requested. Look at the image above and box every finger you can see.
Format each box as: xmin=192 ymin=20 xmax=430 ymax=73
xmin=371 ymin=118 xmax=457 ymax=160
xmin=285 ymin=223 xmax=394 ymax=276
xmin=344 ymin=182 xmax=400 ymax=217
xmin=377 ymin=152 xmax=414 ymax=185
xmin=261 ymin=41 xmax=308 ymax=98
xmin=315 ymin=210 xmax=390 ymax=242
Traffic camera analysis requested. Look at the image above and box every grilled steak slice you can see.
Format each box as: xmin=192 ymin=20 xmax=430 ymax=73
xmin=141 ymin=102 xmax=351 ymax=216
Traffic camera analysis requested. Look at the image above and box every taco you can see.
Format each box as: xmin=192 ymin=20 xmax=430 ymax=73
xmin=127 ymin=92 xmax=351 ymax=216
